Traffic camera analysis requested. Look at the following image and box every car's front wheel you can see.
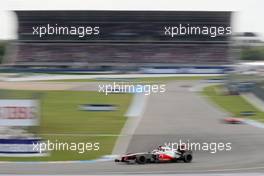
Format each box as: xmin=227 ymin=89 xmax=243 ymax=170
xmin=183 ymin=154 xmax=192 ymax=163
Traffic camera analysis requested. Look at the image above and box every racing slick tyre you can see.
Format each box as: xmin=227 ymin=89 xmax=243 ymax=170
xmin=136 ymin=155 xmax=147 ymax=164
xmin=183 ymin=154 xmax=193 ymax=163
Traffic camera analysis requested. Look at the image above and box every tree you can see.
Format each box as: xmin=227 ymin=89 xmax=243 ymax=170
xmin=0 ymin=42 xmax=6 ymax=64
xmin=241 ymin=47 xmax=264 ymax=61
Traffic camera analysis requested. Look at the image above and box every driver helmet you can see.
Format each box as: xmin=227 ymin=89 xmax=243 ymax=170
xmin=180 ymin=144 xmax=187 ymax=150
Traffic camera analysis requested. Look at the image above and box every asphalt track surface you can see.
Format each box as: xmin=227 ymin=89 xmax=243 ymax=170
xmin=1 ymin=81 xmax=264 ymax=175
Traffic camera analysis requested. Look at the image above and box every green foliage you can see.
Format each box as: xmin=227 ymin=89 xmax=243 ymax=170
xmin=241 ymin=47 xmax=264 ymax=61
xmin=0 ymin=41 xmax=6 ymax=64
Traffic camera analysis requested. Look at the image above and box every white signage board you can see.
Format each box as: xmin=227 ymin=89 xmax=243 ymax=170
xmin=0 ymin=100 xmax=39 ymax=126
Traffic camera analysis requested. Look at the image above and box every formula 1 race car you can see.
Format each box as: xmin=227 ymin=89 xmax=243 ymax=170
xmin=223 ymin=117 xmax=244 ymax=124
xmin=115 ymin=145 xmax=193 ymax=164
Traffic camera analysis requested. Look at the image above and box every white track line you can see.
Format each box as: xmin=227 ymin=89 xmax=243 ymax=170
xmin=112 ymin=93 xmax=149 ymax=155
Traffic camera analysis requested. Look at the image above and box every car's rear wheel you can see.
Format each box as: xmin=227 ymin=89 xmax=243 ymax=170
xmin=136 ymin=156 xmax=147 ymax=164
xmin=183 ymin=154 xmax=192 ymax=163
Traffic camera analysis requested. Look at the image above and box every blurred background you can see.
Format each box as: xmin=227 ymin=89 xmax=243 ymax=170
xmin=0 ymin=0 xmax=264 ymax=175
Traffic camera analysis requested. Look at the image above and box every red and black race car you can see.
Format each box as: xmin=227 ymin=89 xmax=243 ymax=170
xmin=115 ymin=145 xmax=193 ymax=164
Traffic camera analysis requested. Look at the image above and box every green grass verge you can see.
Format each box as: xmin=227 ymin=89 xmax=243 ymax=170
xmin=202 ymin=85 xmax=264 ymax=122
xmin=0 ymin=90 xmax=132 ymax=161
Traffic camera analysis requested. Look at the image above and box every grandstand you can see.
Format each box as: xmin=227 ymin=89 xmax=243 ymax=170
xmin=5 ymin=11 xmax=232 ymax=69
